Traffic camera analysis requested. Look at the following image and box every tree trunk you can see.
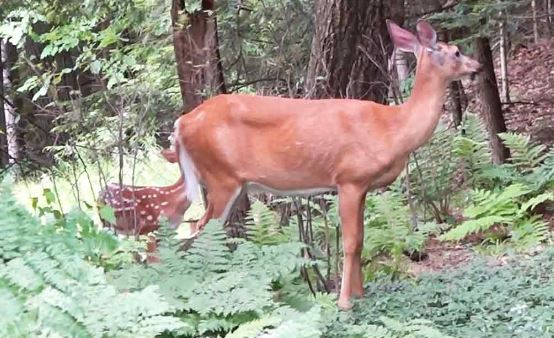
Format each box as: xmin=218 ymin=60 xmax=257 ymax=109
xmin=4 ymin=41 xmax=21 ymax=163
xmin=532 ymin=0 xmax=540 ymax=43
xmin=499 ymin=18 xmax=510 ymax=103
xmin=547 ymin=0 xmax=553 ymax=36
xmin=305 ymin=0 xmax=403 ymax=101
xmin=450 ymin=80 xmax=465 ymax=127
xmin=474 ymin=37 xmax=510 ymax=164
xmin=447 ymin=32 xmax=467 ymax=127
xmin=171 ymin=0 xmax=249 ymax=237
xmin=171 ymin=0 xmax=226 ymax=113
xmin=0 ymin=39 xmax=9 ymax=167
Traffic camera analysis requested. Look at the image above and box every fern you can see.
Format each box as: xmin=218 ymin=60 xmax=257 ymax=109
xmin=328 ymin=316 xmax=449 ymax=338
xmin=527 ymin=147 xmax=554 ymax=190
xmin=225 ymin=316 xmax=281 ymax=338
xmin=407 ymin=124 xmax=459 ymax=222
xmin=453 ymin=113 xmax=494 ymax=187
xmin=441 ymin=184 xmax=552 ymax=246
xmin=499 ymin=132 xmax=548 ymax=173
xmin=362 ymin=191 xmax=437 ymax=278
xmin=245 ymin=199 xmax=290 ymax=245
xmin=109 ymin=220 xmax=313 ymax=337
xmin=0 ymin=187 xmax=183 ymax=338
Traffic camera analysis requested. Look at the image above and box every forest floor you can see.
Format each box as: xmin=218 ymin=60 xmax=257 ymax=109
xmin=462 ymin=37 xmax=554 ymax=146
xmin=503 ymin=37 xmax=554 ymax=146
xmin=483 ymin=37 xmax=554 ymax=145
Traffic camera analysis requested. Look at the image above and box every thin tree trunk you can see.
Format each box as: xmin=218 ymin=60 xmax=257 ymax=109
xmin=532 ymin=0 xmax=540 ymax=43
xmin=450 ymin=80 xmax=465 ymax=127
xmin=4 ymin=41 xmax=20 ymax=163
xmin=171 ymin=0 xmax=249 ymax=236
xmin=545 ymin=0 xmax=552 ymax=36
xmin=0 ymin=39 xmax=9 ymax=167
xmin=499 ymin=18 xmax=510 ymax=103
xmin=474 ymin=37 xmax=510 ymax=164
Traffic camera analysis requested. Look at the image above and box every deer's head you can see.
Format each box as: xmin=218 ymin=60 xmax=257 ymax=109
xmin=387 ymin=19 xmax=482 ymax=81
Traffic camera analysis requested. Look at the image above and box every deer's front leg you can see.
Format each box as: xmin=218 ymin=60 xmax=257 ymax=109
xmin=337 ymin=184 xmax=366 ymax=310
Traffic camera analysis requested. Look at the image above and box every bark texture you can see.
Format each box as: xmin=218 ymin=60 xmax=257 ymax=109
xmin=171 ymin=0 xmax=249 ymax=236
xmin=305 ymin=0 xmax=403 ymax=101
xmin=171 ymin=0 xmax=226 ymax=113
xmin=0 ymin=39 xmax=8 ymax=167
xmin=474 ymin=37 xmax=510 ymax=164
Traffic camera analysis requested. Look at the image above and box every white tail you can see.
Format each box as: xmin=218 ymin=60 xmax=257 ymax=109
xmin=169 ymin=20 xmax=482 ymax=309
xmin=172 ymin=121 xmax=201 ymax=203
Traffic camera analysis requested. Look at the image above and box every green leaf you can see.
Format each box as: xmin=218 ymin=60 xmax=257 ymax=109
xmin=43 ymin=188 xmax=56 ymax=205
xmin=98 ymin=27 xmax=119 ymax=48
xmin=31 ymin=197 xmax=38 ymax=211
xmin=89 ymin=60 xmax=102 ymax=74
xmin=99 ymin=205 xmax=116 ymax=224
xmin=519 ymin=192 xmax=554 ymax=215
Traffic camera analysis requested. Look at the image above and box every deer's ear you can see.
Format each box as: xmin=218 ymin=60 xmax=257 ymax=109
xmin=387 ymin=19 xmax=419 ymax=54
xmin=416 ymin=20 xmax=437 ymax=49
xmin=162 ymin=149 xmax=178 ymax=163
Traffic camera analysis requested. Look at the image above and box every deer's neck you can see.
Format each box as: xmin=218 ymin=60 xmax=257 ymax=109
xmin=395 ymin=61 xmax=448 ymax=154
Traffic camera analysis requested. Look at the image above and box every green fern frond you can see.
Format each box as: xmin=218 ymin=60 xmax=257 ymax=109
xmin=464 ymin=184 xmax=531 ymax=219
xmin=499 ymin=132 xmax=548 ymax=173
xmin=225 ymin=315 xmax=281 ymax=338
xmin=440 ymin=215 xmax=509 ymax=241
xmin=245 ymin=199 xmax=289 ymax=245
xmin=510 ymin=215 xmax=549 ymax=248
xmin=519 ymin=192 xmax=554 ymax=215
xmin=185 ymin=220 xmax=232 ymax=276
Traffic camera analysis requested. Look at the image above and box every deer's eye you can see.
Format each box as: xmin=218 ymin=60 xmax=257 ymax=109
xmin=455 ymin=51 xmax=461 ymax=57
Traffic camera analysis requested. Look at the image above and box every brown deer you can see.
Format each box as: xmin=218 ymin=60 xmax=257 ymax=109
xmin=98 ymin=150 xmax=191 ymax=261
xmin=167 ymin=20 xmax=482 ymax=309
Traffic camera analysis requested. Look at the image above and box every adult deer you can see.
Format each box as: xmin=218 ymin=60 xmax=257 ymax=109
xmin=98 ymin=150 xmax=190 ymax=236
xmin=168 ymin=20 xmax=482 ymax=309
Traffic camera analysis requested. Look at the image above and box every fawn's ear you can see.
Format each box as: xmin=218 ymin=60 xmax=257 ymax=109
xmin=161 ymin=149 xmax=178 ymax=163
xmin=416 ymin=20 xmax=437 ymax=49
xmin=387 ymin=19 xmax=419 ymax=54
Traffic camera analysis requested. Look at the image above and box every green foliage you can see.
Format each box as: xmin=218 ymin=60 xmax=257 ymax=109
xmin=0 ymin=186 xmax=183 ymax=337
xmin=363 ymin=191 xmax=439 ymax=279
xmin=441 ymin=183 xmax=551 ymax=247
xmin=453 ymin=114 xmax=494 ymax=187
xmin=326 ymin=248 xmax=554 ymax=337
xmin=218 ymin=0 xmax=313 ymax=95
xmin=407 ymin=124 xmax=459 ymax=223
xmin=430 ymin=0 xmax=524 ymax=44
xmin=109 ymin=220 xmax=316 ymax=337
xmin=327 ymin=316 xmax=448 ymax=338
xmin=245 ymin=199 xmax=291 ymax=245
xmin=442 ymin=115 xmax=554 ymax=248
xmin=499 ymin=133 xmax=548 ymax=173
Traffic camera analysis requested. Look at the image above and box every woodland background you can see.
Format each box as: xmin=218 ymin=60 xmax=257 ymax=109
xmin=1 ymin=0 xmax=554 ymax=337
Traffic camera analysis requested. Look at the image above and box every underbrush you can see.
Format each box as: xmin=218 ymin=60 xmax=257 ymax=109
xmin=326 ymin=249 xmax=554 ymax=338
xmin=5 ymin=183 xmax=554 ymax=337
